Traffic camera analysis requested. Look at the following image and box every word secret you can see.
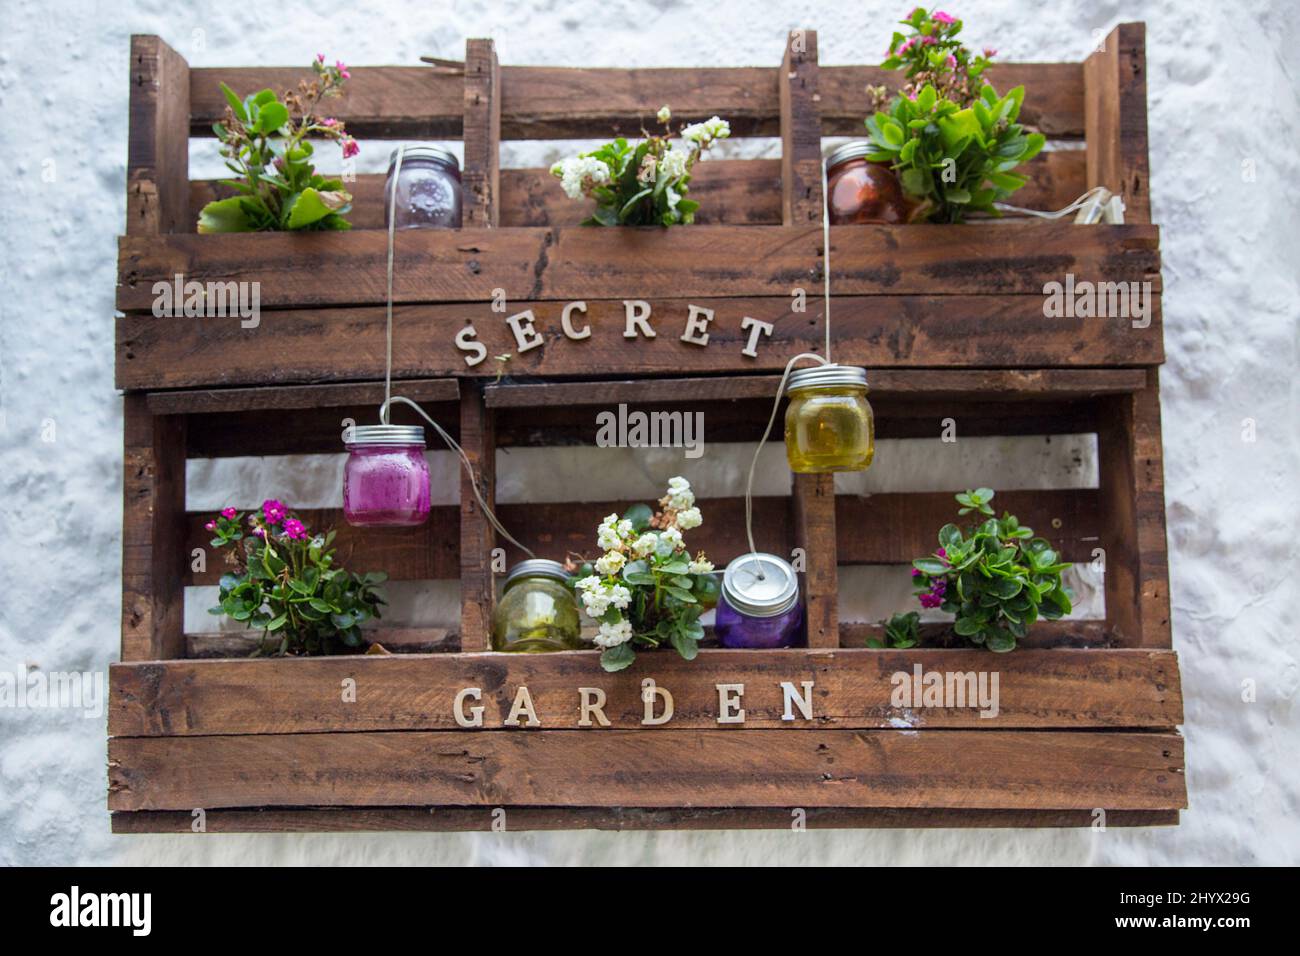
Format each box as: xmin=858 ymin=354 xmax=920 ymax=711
xmin=453 ymin=300 xmax=776 ymax=365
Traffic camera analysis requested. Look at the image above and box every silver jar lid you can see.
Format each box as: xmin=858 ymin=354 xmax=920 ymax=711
xmin=388 ymin=145 xmax=460 ymax=170
xmin=721 ymin=553 xmax=800 ymax=618
xmin=344 ymin=424 xmax=426 ymax=447
xmin=504 ymin=559 xmax=571 ymax=588
xmin=785 ymin=363 xmax=869 ymax=394
xmin=825 ymin=141 xmax=876 ymax=171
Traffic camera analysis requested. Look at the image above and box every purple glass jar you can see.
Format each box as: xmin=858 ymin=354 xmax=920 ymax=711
xmin=343 ymin=424 xmax=431 ymax=527
xmin=384 ymin=146 xmax=462 ymax=229
xmin=715 ymin=553 xmax=805 ymax=649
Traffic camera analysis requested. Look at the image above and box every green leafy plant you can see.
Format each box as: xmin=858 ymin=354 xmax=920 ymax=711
xmin=909 ymin=489 xmax=1073 ymax=652
xmin=568 ymin=477 xmax=719 ymax=671
xmin=198 ymin=56 xmax=358 ymax=233
xmin=550 ymin=106 xmax=729 ymax=226
xmin=206 ymin=499 xmax=387 ymax=655
xmin=864 ymin=8 xmax=1045 ymax=223
xmin=870 ymin=610 xmax=921 ymax=649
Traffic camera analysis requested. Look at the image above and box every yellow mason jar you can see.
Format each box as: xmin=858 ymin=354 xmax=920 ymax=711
xmin=784 ymin=364 xmax=875 ymax=473
xmin=491 ymin=559 xmax=583 ymax=652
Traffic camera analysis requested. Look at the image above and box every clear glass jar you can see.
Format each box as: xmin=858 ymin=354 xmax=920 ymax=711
xmin=492 ymin=560 xmax=583 ymax=652
xmin=715 ymin=553 xmax=804 ymax=648
xmin=384 ymin=145 xmax=462 ymax=229
xmin=784 ymin=364 xmax=875 ymax=473
xmin=343 ymin=425 xmax=431 ymax=527
xmin=825 ymin=141 xmax=914 ymax=225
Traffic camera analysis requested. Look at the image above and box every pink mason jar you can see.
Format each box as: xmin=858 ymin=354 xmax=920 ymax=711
xmin=343 ymin=425 xmax=431 ymax=527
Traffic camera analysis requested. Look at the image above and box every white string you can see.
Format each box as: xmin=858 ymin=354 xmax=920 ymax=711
xmin=820 ymin=159 xmax=833 ymax=362
xmin=994 ymin=185 xmax=1109 ymax=220
xmin=377 ymin=144 xmax=533 ymax=559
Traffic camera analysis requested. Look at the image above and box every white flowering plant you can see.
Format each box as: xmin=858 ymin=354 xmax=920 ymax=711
xmin=549 ymin=106 xmax=730 ymax=226
xmin=567 ymin=477 xmax=720 ymax=671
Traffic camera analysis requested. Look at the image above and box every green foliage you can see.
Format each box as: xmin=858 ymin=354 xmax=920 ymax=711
xmin=869 ymin=611 xmax=921 ymax=649
xmin=865 ymin=9 xmax=1044 ymax=223
xmin=910 ymin=490 xmax=1073 ymax=652
xmin=206 ymin=504 xmax=386 ymax=656
xmin=198 ymin=58 xmax=357 ymax=232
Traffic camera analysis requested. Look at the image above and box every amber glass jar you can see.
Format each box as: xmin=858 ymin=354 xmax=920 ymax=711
xmin=784 ymin=364 xmax=875 ymax=473
xmin=825 ymin=142 xmax=913 ymax=225
xmin=491 ymin=560 xmax=583 ymax=652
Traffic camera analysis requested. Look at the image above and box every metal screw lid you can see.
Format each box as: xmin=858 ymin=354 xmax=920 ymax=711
xmin=388 ymin=145 xmax=460 ymax=170
xmin=785 ymin=363 xmax=869 ymax=395
xmin=503 ymin=559 xmax=571 ymax=588
xmin=825 ymin=141 xmax=876 ymax=171
xmin=343 ymin=424 xmax=426 ymax=447
xmin=721 ymin=553 xmax=800 ymax=618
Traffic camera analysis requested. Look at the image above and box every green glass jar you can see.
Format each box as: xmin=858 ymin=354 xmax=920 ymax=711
xmin=491 ymin=559 xmax=583 ymax=652
xmin=784 ymin=364 xmax=875 ymax=473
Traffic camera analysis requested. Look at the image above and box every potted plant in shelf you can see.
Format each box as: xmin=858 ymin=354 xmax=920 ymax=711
xmin=205 ymin=499 xmax=387 ymax=655
xmin=875 ymin=489 xmax=1073 ymax=651
xmin=198 ymin=55 xmax=360 ymax=232
xmin=566 ymin=477 xmax=720 ymax=671
xmin=549 ymin=106 xmax=730 ymax=226
xmin=864 ymin=8 xmax=1045 ymax=223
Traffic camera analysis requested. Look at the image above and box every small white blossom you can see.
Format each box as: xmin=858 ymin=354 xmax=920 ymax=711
xmin=631 ymin=533 xmax=659 ymax=558
xmin=675 ymin=506 xmax=702 ymax=530
xmin=658 ymin=527 xmax=684 ymax=553
xmin=607 ymin=584 xmax=632 ymax=610
xmin=575 ymin=574 xmax=601 ymax=592
xmin=680 ymin=115 xmax=730 ymax=147
xmin=553 ymin=155 xmax=611 ymax=199
xmin=580 ymin=588 xmax=611 ymax=618
xmin=688 ymin=557 xmax=714 ymax=574
xmin=658 ymin=146 xmax=689 ymax=181
xmin=597 ymin=512 xmax=625 ymax=551
xmin=594 ymin=617 xmax=633 ymax=648
xmin=666 ymin=476 xmax=695 ymax=511
xmin=595 ymin=551 xmax=626 ymax=576
xmin=657 ymin=104 xmax=672 ymax=124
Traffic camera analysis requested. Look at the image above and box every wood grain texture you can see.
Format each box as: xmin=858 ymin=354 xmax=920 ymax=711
xmin=1084 ymin=23 xmax=1151 ymax=224
xmin=115 ymin=224 xmax=1161 ymax=312
xmin=458 ymin=383 xmax=495 ymax=652
xmin=145 ymin=378 xmax=458 ymax=415
xmin=461 ymin=39 xmax=500 ymax=229
xmin=106 ymin=727 xmax=1186 ymax=811
xmin=108 ymin=648 xmax=1182 ymax=737
xmin=780 ymin=30 xmax=822 ymax=227
xmin=121 ymin=395 xmax=187 ymax=661
xmin=111 ymin=805 xmax=1178 ymax=832
xmin=793 ymin=475 xmax=839 ymax=647
xmin=116 ymin=293 xmax=1165 ymax=391
xmin=127 ymin=36 xmax=189 ymax=236
xmin=188 ymin=62 xmax=1086 ymax=140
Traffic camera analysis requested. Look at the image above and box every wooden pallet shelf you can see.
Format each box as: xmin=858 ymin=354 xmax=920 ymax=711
xmin=111 ymin=23 xmax=1183 ymax=833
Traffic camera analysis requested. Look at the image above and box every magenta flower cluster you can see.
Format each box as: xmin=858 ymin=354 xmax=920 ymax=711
xmin=912 ymin=546 xmax=950 ymax=608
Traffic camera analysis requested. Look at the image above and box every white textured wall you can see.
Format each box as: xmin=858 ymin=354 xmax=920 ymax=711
xmin=1 ymin=0 xmax=1297 ymax=865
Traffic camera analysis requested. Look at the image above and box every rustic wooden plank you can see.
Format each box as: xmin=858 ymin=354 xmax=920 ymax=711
xmin=459 ymin=383 xmax=495 ymax=652
xmin=182 ymin=489 xmax=1103 ymax=585
xmin=1084 ymin=23 xmax=1151 ymax=224
xmin=186 ymin=628 xmax=453 ymax=658
xmin=127 ymin=36 xmax=189 ymax=236
xmin=115 ymin=224 xmax=1162 ymax=312
xmin=106 ymin=727 xmax=1186 ymax=811
xmin=780 ymin=29 xmax=822 ymax=226
xmin=189 ymin=62 xmax=1086 ymax=140
xmin=462 ymin=39 xmax=500 ymax=228
xmin=145 ymin=378 xmax=459 ymax=415
xmin=109 ymin=649 xmax=1182 ymax=737
xmin=112 ymin=805 xmax=1179 ymax=832
xmin=121 ymin=395 xmax=187 ymax=661
xmin=793 ymin=476 xmax=839 ymax=647
xmin=117 ymin=293 xmax=1164 ymax=391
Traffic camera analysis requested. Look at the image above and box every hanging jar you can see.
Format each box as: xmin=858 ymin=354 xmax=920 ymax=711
xmin=784 ymin=364 xmax=875 ymax=474
xmin=384 ymin=145 xmax=463 ymax=229
xmin=492 ymin=560 xmax=583 ymax=652
xmin=342 ymin=424 xmax=431 ymax=527
xmin=825 ymin=141 xmax=915 ymax=224
xmin=715 ymin=553 xmax=805 ymax=649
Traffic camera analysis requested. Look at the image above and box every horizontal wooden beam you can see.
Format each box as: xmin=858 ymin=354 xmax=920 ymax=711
xmin=145 ymin=378 xmax=458 ymax=415
xmin=109 ymin=648 xmax=1182 ymax=737
xmin=181 ymin=489 xmax=1103 ymax=585
xmin=188 ymin=62 xmax=1085 ymax=140
xmin=112 ymin=805 xmax=1178 ymax=833
xmin=107 ymin=726 xmax=1186 ymax=811
xmin=116 ymin=224 xmax=1161 ymax=313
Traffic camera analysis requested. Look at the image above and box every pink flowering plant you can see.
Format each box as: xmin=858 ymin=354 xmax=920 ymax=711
xmin=890 ymin=489 xmax=1073 ymax=652
xmin=206 ymin=499 xmax=387 ymax=656
xmin=198 ymin=56 xmax=358 ymax=232
xmin=865 ymin=8 xmax=1045 ymax=223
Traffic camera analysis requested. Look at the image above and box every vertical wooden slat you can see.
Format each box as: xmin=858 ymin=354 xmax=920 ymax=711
xmin=779 ymin=29 xmax=837 ymax=647
xmin=1097 ymin=369 xmax=1170 ymax=648
xmin=1083 ymin=22 xmax=1150 ymax=224
xmin=458 ymin=384 xmax=496 ymax=651
xmin=462 ymin=38 xmax=501 ymax=228
xmin=122 ymin=395 xmax=187 ymax=661
xmin=127 ymin=35 xmax=190 ymax=236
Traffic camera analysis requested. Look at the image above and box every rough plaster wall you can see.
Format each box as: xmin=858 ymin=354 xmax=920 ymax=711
xmin=0 ymin=0 xmax=1296 ymax=865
